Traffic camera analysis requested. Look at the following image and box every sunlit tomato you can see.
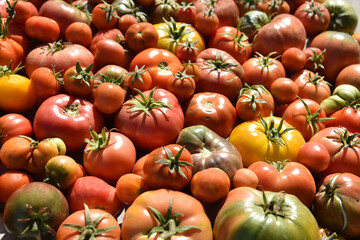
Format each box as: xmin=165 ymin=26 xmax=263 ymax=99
xmin=232 ymin=168 xmax=258 ymax=188
xmin=115 ymin=173 xmax=147 ymax=205
xmin=270 ymin=77 xmax=298 ymax=104
xmin=194 ymin=9 xmax=219 ymax=38
xmin=25 ymin=16 xmax=60 ymax=43
xmin=65 ymin=22 xmax=92 ymax=47
xmin=0 ymin=170 xmax=33 ymax=204
xmin=63 ymin=63 xmax=95 ymax=97
xmin=297 ymin=141 xmax=330 ymax=173
xmin=167 ymin=70 xmax=196 ymax=101
xmin=281 ymin=47 xmax=306 ymax=73
xmin=30 ymin=67 xmax=62 ymax=102
xmin=125 ymin=22 xmax=158 ymax=53
xmin=94 ymin=82 xmax=126 ymax=114
xmin=92 ymin=2 xmax=119 ymax=30
xmin=0 ymin=113 xmax=32 ymax=145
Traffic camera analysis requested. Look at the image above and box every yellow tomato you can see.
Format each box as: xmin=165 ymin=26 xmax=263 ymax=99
xmin=0 ymin=74 xmax=37 ymax=113
xmin=228 ymin=115 xmax=305 ymax=167
xmin=154 ymin=20 xmax=205 ymax=54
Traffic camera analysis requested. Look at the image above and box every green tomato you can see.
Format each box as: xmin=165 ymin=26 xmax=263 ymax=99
xmin=214 ymin=187 xmax=319 ymax=240
xmin=323 ymin=0 xmax=358 ymax=34
xmin=238 ymin=10 xmax=270 ymax=42
xmin=333 ymin=84 xmax=360 ymax=101
xmin=321 ymin=95 xmax=348 ymax=116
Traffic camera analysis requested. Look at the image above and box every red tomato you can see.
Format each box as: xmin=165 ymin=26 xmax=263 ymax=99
xmin=326 ymin=107 xmax=360 ymax=134
xmin=93 ymin=39 xmax=125 ymax=71
xmin=115 ymin=173 xmax=147 ymax=205
xmin=303 ymin=47 xmax=325 ymax=72
xmin=65 ymin=22 xmax=92 ymax=47
xmin=125 ymin=22 xmax=158 ymax=53
xmin=114 ymin=88 xmax=184 ymax=152
xmin=83 ymin=128 xmax=137 ymax=184
xmin=67 ymin=176 xmax=123 ymax=216
xmin=91 ymin=2 xmax=118 ymax=30
xmin=30 ymin=67 xmax=62 ymax=102
xmin=0 ymin=113 xmax=32 ymax=145
xmin=248 ymin=161 xmax=316 ymax=207
xmin=0 ymin=170 xmax=33 ymax=204
xmin=93 ymin=82 xmax=126 ymax=114
xmin=175 ymin=38 xmax=199 ymax=63
xmin=0 ymin=38 xmax=24 ymax=71
xmin=167 ymin=70 xmax=196 ymax=101
xmin=33 ymin=94 xmax=104 ymax=153
xmin=143 ymin=144 xmax=193 ymax=190
xmin=25 ymin=16 xmax=60 ymax=43
xmin=126 ymin=65 xmax=152 ymax=92
xmin=118 ymin=14 xmax=138 ymax=34
xmin=281 ymin=47 xmax=306 ymax=73
xmin=232 ymin=168 xmax=258 ymax=188
xmin=10 ymin=0 xmax=38 ymax=25
xmin=194 ymin=9 xmax=219 ymax=38
xmin=270 ymin=77 xmax=298 ymax=104
xmin=297 ymin=141 xmax=330 ymax=173
xmin=176 ymin=1 xmax=196 ymax=24
xmin=62 ymin=63 xmax=95 ymax=97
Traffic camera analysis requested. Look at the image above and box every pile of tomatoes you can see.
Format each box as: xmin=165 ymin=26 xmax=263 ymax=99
xmin=0 ymin=0 xmax=360 ymax=239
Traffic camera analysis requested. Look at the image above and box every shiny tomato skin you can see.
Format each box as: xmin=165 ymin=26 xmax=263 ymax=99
xmin=297 ymin=141 xmax=330 ymax=173
xmin=25 ymin=16 xmax=60 ymax=43
xmin=65 ymin=22 xmax=92 ymax=47
xmin=0 ymin=113 xmax=33 ymax=145
xmin=125 ymin=22 xmax=158 ymax=53
xmin=0 ymin=170 xmax=33 ymax=204
xmin=115 ymin=173 xmax=147 ymax=205
xmin=326 ymin=107 xmax=360 ymax=134
xmin=33 ymin=94 xmax=105 ymax=153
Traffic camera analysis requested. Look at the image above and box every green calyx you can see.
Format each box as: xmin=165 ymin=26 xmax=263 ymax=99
xmin=17 ymin=204 xmax=56 ymax=239
xmin=0 ymin=0 xmax=17 ymax=38
xmin=202 ymin=52 xmax=237 ymax=73
xmin=259 ymin=191 xmax=290 ymax=218
xmin=173 ymin=69 xmax=194 ymax=81
xmin=160 ymin=17 xmax=193 ymax=45
xmin=307 ymin=48 xmax=326 ymax=71
xmin=217 ymin=22 xmax=250 ymax=49
xmin=255 ymin=52 xmax=279 ymax=70
xmin=176 ymin=0 xmax=195 ymax=11
xmin=96 ymin=73 xmax=124 ymax=87
xmin=0 ymin=60 xmax=24 ymax=77
xmin=178 ymin=38 xmax=199 ymax=51
xmin=306 ymin=71 xmax=330 ymax=87
xmin=41 ymin=40 xmax=70 ymax=54
xmin=301 ymin=0 xmax=327 ymax=22
xmin=51 ymin=65 xmax=64 ymax=85
xmin=84 ymin=127 xmax=111 ymax=151
xmin=259 ymin=113 xmax=296 ymax=147
xmin=62 ymin=204 xmax=118 ymax=240
xmin=241 ymin=0 xmax=261 ymax=11
xmin=326 ymin=127 xmax=360 ymax=157
xmin=99 ymin=0 xmax=119 ymax=23
xmin=127 ymin=87 xmax=171 ymax=116
xmin=126 ymin=65 xmax=150 ymax=86
xmin=239 ymin=92 xmax=268 ymax=113
xmin=18 ymin=135 xmax=39 ymax=149
xmin=156 ymin=146 xmax=194 ymax=180
xmin=147 ymin=199 xmax=201 ymax=239
xmin=71 ymin=62 xmax=96 ymax=87
xmin=62 ymin=104 xmax=80 ymax=117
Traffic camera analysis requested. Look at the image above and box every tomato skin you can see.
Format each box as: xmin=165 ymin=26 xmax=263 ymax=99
xmin=252 ymin=13 xmax=306 ymax=57
xmin=207 ymin=26 xmax=252 ymax=64
xmin=118 ymin=14 xmax=138 ymax=33
xmin=83 ymin=131 xmax=136 ymax=184
xmin=25 ymin=16 xmax=60 ymax=43
xmin=63 ymin=64 xmax=94 ymax=97
xmin=125 ymin=22 xmax=159 ymax=53
xmin=270 ymin=77 xmax=298 ymax=104
xmin=10 ymin=0 xmax=38 ymax=25
xmin=33 ymin=94 xmax=105 ymax=153
xmin=325 ymin=107 xmax=360 ymax=136
xmin=0 ymin=36 xmax=24 ymax=70
xmin=281 ymin=47 xmax=306 ymax=73
xmin=0 ymin=170 xmax=33 ymax=204
xmin=3 ymin=182 xmax=69 ymax=239
xmin=0 ymin=113 xmax=32 ymax=145
xmin=213 ymin=187 xmax=319 ymax=240
xmin=121 ymin=189 xmax=213 ymax=240
xmin=67 ymin=176 xmax=123 ymax=216
xmin=0 ymin=136 xmax=33 ymax=170
xmin=56 ymin=208 xmax=121 ymax=240
xmin=167 ymin=72 xmax=195 ymax=101
xmin=228 ymin=116 xmax=305 ymax=167
xmin=114 ymin=88 xmax=184 ymax=152
xmin=115 ymin=173 xmax=147 ymax=205
xmin=92 ymin=2 xmax=118 ymax=30
xmin=297 ymin=141 xmax=330 ymax=173
xmin=248 ymin=161 xmax=316 ymax=207
xmin=65 ymin=22 xmax=92 ymax=47
xmin=335 ymin=64 xmax=360 ymax=91
xmin=93 ymin=39 xmax=125 ymax=71
xmin=194 ymin=10 xmax=219 ymax=38
xmin=314 ymin=173 xmax=360 ymax=239
xmin=129 ymin=48 xmax=182 ymax=89
xmin=232 ymin=168 xmax=258 ymax=188
xmin=45 ymin=155 xmax=79 ymax=190
xmin=30 ymin=67 xmax=62 ymax=102
xmin=185 ymin=92 xmax=237 ymax=138
xmin=94 ymin=82 xmax=126 ymax=114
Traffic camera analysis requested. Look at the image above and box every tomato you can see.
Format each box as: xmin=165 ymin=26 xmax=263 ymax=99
xmin=290 ymin=69 xmax=331 ymax=104
xmin=0 ymin=170 xmax=33 ymax=204
xmin=335 ymin=64 xmax=360 ymax=91
xmin=310 ymin=31 xmax=360 ymax=84
xmin=0 ymin=113 xmax=32 ymax=145
xmin=65 ymin=22 xmax=92 ymax=47
xmin=242 ymin=53 xmax=286 ymax=91
xmin=115 ymin=173 xmax=147 ymax=205
xmin=260 ymin=0 xmax=290 ymax=16
xmin=67 ymin=176 xmax=123 ymax=216
xmin=238 ymin=10 xmax=270 ymax=42
xmin=33 ymin=94 xmax=105 ymax=153
xmin=25 ymin=41 xmax=94 ymax=78
xmin=63 ymin=62 xmax=95 ymax=97
xmin=126 ymin=65 xmax=152 ymax=91
xmin=45 ymin=155 xmax=79 ymax=190
xmin=228 ymin=114 xmax=305 ymax=167
xmin=208 ymin=26 xmax=252 ymax=64
xmin=309 ymin=127 xmax=360 ymax=177
xmin=118 ymin=14 xmax=138 ymax=33
xmin=176 ymin=0 xmax=196 ymax=25
xmin=83 ymin=127 xmax=136 ymax=184
xmin=326 ymin=106 xmax=360 ymax=134
xmin=38 ymin=0 xmax=91 ymax=35
xmin=167 ymin=70 xmax=196 ymax=101
xmin=294 ymin=0 xmax=330 ymax=37
xmin=252 ymin=13 xmax=306 ymax=57
xmin=129 ymin=48 xmax=182 ymax=89
xmin=194 ymin=9 xmax=219 ymax=38
xmin=30 ymin=66 xmax=62 ymax=102
xmin=297 ymin=141 xmax=330 ymax=173
xmin=154 ymin=18 xmax=205 ymax=54
xmin=132 ymin=154 xmax=147 ymax=177
xmin=235 ymin=84 xmax=275 ymax=121
xmin=184 ymin=92 xmax=237 ymax=138
xmin=56 ymin=205 xmax=121 ymax=240
xmin=283 ymin=98 xmax=330 ymax=141
xmin=323 ymin=0 xmax=358 ymax=34
xmin=95 ymin=64 xmax=129 ymax=95
xmin=196 ymin=48 xmax=244 ymax=102
xmin=0 ymin=63 xmax=36 ymax=113
xmin=114 ymin=88 xmax=184 ymax=152
xmin=213 ymin=187 xmax=319 ymax=240
xmin=149 ymin=0 xmax=179 ymax=23
xmin=10 ymin=0 xmax=38 ymax=25
xmin=112 ymin=0 xmax=148 ymax=23
xmin=121 ymin=189 xmax=213 ymax=239
xmin=92 ymin=2 xmax=119 ymax=30
xmin=25 ymin=16 xmax=60 ymax=43
xmin=191 ymin=167 xmax=230 ymax=204
xmin=3 ymin=182 xmax=69 ymax=239
xmin=232 ymin=168 xmax=258 ymax=188
xmin=181 ymin=62 xmax=201 ymax=82
xmin=270 ymin=77 xmax=298 ymax=104
xmin=314 ymin=173 xmax=360 ymax=239
xmin=175 ymin=38 xmax=199 ymax=63
xmin=125 ymin=22 xmax=159 ymax=53
xmin=280 ymin=47 xmax=306 ymax=73
xmin=176 ymin=125 xmax=243 ymax=179
xmin=93 ymin=39 xmax=125 ymax=71
xmin=303 ymin=47 xmax=325 ymax=72
xmin=89 ymin=28 xmax=124 ymax=54
xmin=248 ymin=161 xmax=316 ymax=207
xmin=94 ymin=82 xmax=126 ymax=114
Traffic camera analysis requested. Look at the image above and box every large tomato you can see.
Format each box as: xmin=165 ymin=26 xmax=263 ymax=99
xmin=310 ymin=31 xmax=360 ymax=84
xmin=213 ymin=187 xmax=319 ymax=240
xmin=196 ymin=48 xmax=245 ymax=102
xmin=248 ymin=161 xmax=316 ymax=207
xmin=129 ymin=48 xmax=182 ymax=89
xmin=313 ymin=173 xmax=360 ymax=239
xmin=335 ymin=64 xmax=360 ymax=91
xmin=228 ymin=114 xmax=305 ymax=167
xmin=184 ymin=92 xmax=237 ymax=138
xmin=33 ymin=94 xmax=105 ymax=153
xmin=309 ymin=127 xmax=360 ymax=177
xmin=323 ymin=0 xmax=358 ymax=34
xmin=251 ymin=13 xmax=306 ymax=57
xmin=114 ymin=88 xmax=184 ymax=152
xmin=121 ymin=189 xmax=213 ymax=240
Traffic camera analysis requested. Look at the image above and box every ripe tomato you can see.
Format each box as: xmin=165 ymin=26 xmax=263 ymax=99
xmin=118 ymin=14 xmax=138 ymax=33
xmin=229 ymin=114 xmax=305 ymax=167
xmin=94 ymin=82 xmax=126 ymax=114
xmin=65 ymin=22 xmax=92 ymax=47
xmin=297 ymin=141 xmax=330 ymax=173
xmin=92 ymin=2 xmax=119 ymax=30
xmin=0 ymin=113 xmax=33 ymax=145
xmin=167 ymin=70 xmax=196 ymax=101
xmin=270 ymin=77 xmax=298 ymax=104
xmin=194 ymin=9 xmax=219 ymax=38
xmin=25 ymin=16 xmax=60 ymax=43
xmin=232 ymin=168 xmax=259 ymax=188
xmin=115 ymin=173 xmax=147 ymax=205
xmin=93 ymin=39 xmax=125 ymax=71
xmin=63 ymin=63 xmax=95 ymax=97
xmin=126 ymin=65 xmax=152 ymax=92
xmin=0 ymin=170 xmax=33 ymax=204
xmin=30 ymin=66 xmax=62 ymax=102
xmin=281 ymin=47 xmax=306 ymax=73
xmin=326 ymin=106 xmax=360 ymax=135
xmin=125 ymin=22 xmax=158 ymax=53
